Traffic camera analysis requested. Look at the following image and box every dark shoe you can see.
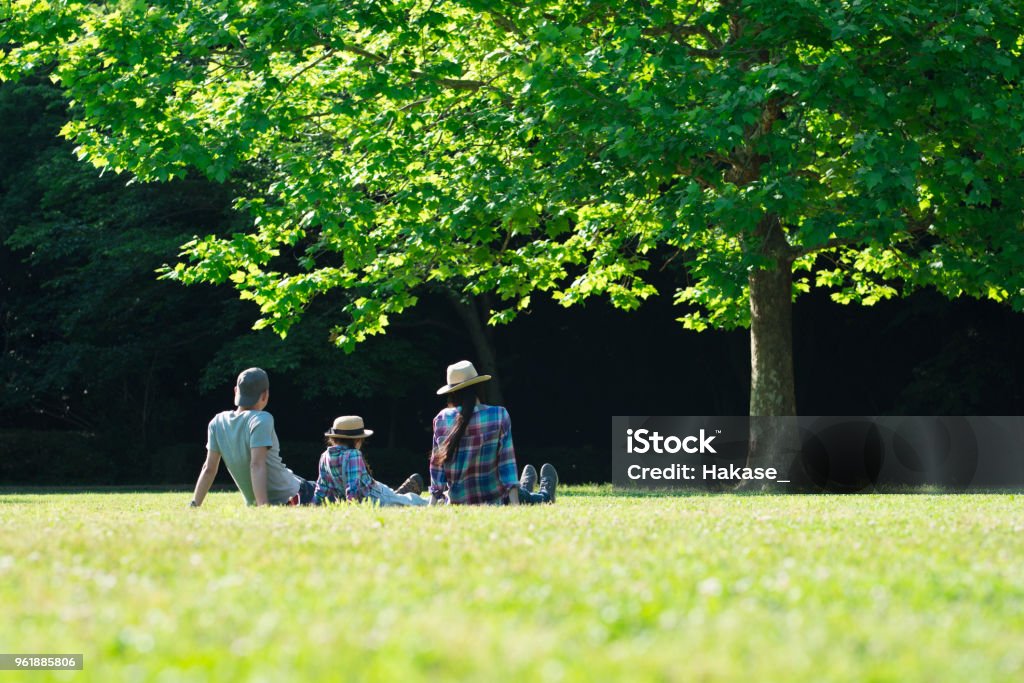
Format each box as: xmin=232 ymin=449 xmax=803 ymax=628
xmin=519 ymin=464 xmax=537 ymax=493
xmin=539 ymin=463 xmax=558 ymax=503
xmin=395 ymin=473 xmax=424 ymax=495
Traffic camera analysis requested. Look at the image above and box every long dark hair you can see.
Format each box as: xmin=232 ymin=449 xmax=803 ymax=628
xmin=436 ymin=386 xmax=483 ymax=466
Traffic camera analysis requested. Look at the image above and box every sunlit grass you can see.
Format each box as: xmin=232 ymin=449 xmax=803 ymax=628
xmin=0 ymin=489 xmax=1021 ymax=681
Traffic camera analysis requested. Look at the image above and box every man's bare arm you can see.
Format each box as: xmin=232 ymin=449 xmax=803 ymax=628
xmin=191 ymin=450 xmax=221 ymax=507
xmin=250 ymin=446 xmax=270 ymax=506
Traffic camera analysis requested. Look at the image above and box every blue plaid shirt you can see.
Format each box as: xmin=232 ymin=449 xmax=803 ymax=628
xmin=313 ymin=446 xmax=374 ymax=503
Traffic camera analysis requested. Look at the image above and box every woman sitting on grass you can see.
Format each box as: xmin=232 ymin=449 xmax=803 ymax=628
xmin=313 ymin=415 xmax=427 ymax=506
xmin=429 ymin=361 xmax=557 ymax=505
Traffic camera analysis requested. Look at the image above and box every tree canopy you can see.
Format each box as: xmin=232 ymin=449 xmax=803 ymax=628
xmin=3 ymin=1 xmax=1023 ymax=433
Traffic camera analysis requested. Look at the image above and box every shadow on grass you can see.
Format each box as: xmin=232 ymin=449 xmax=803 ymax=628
xmin=2 ymin=484 xmax=1021 ymax=499
xmin=563 ymin=483 xmax=1024 ymax=497
xmin=563 ymin=484 xmax=732 ymax=498
xmin=0 ymin=485 xmax=227 ymax=495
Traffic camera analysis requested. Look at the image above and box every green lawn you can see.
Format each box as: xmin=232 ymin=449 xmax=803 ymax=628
xmin=0 ymin=487 xmax=1021 ymax=682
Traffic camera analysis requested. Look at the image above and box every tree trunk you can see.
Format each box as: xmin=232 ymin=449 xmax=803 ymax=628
xmin=746 ymin=219 xmax=801 ymax=486
xmin=446 ymin=290 xmax=506 ymax=405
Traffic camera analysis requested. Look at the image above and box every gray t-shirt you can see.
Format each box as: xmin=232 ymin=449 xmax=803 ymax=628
xmin=206 ymin=409 xmax=299 ymax=506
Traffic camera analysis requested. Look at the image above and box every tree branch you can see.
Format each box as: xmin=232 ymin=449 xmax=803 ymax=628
xmin=642 ymin=22 xmax=723 ymax=50
xmin=339 ymin=43 xmax=388 ymax=64
xmin=336 ymin=40 xmax=509 ymax=99
xmin=642 ymin=24 xmax=722 ymax=58
xmin=267 ymin=50 xmax=336 ymax=112
xmin=792 ymin=210 xmax=937 ymax=257
xmin=487 ymin=10 xmax=527 ymax=39
xmin=410 ymin=71 xmax=489 ymax=90
xmin=399 ymin=97 xmax=433 ymax=111
xmin=408 ymin=72 xmax=514 ymax=107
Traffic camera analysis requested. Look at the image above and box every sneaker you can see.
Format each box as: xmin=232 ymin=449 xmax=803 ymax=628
xmin=395 ymin=473 xmax=424 ymax=495
xmin=519 ymin=464 xmax=537 ymax=493
xmin=539 ymin=463 xmax=558 ymax=503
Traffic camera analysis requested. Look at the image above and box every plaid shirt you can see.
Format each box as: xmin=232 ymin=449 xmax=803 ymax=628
xmin=313 ymin=446 xmax=374 ymax=503
xmin=429 ymin=404 xmax=519 ymax=505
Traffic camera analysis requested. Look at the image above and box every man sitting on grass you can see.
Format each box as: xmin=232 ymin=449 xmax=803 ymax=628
xmin=189 ymin=368 xmax=315 ymax=507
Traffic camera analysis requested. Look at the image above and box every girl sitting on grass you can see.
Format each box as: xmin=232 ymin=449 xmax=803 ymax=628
xmin=313 ymin=415 xmax=427 ymax=506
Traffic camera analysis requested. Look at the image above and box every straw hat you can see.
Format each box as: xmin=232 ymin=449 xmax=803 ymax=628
xmin=436 ymin=360 xmax=492 ymax=395
xmin=324 ymin=415 xmax=374 ymax=439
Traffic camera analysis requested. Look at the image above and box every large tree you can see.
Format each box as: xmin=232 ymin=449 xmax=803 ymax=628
xmin=4 ymin=0 xmax=1024 ymax=478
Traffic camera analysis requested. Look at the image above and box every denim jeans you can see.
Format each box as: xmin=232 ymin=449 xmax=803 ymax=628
xmin=482 ymin=487 xmax=548 ymax=505
xmin=366 ymin=481 xmax=428 ymax=507
xmin=517 ymin=488 xmax=550 ymax=505
xmin=283 ymin=476 xmax=318 ymax=506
